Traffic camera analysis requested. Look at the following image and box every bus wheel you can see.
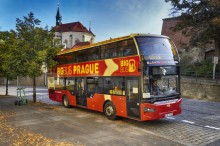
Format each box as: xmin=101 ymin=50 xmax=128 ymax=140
xmin=104 ymin=102 xmax=117 ymax=120
xmin=62 ymin=95 xmax=70 ymax=108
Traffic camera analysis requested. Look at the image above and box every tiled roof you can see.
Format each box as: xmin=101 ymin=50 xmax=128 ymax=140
xmin=71 ymin=42 xmax=91 ymax=49
xmin=54 ymin=21 xmax=94 ymax=36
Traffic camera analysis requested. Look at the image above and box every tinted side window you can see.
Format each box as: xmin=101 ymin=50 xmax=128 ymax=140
xmin=87 ymin=77 xmax=98 ymax=97
xmin=97 ymin=78 xmax=104 ymax=93
xmin=66 ymin=78 xmax=75 ymax=91
xmin=118 ymin=39 xmax=137 ymax=57
xmin=101 ymin=43 xmax=117 ymax=59
xmin=103 ymin=77 xmax=125 ymax=95
xmin=55 ymin=54 xmax=73 ymax=65
xmin=76 ymin=50 xmax=88 ymax=62
xmin=54 ymin=77 xmax=66 ymax=90
xmin=87 ymin=47 xmax=100 ymax=60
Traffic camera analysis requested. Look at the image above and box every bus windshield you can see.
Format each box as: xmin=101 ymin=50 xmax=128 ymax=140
xmin=143 ymin=66 xmax=180 ymax=100
xmin=135 ymin=36 xmax=179 ymax=61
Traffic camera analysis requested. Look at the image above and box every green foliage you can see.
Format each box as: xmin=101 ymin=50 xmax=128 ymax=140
xmin=0 ymin=30 xmax=23 ymax=80
xmin=196 ymin=59 xmax=213 ymax=74
xmin=180 ymin=55 xmax=196 ymax=72
xmin=1 ymin=12 xmax=61 ymax=99
xmin=180 ymin=55 xmax=213 ymax=75
xmin=15 ymin=12 xmax=61 ymax=78
xmin=165 ymin=0 xmax=220 ymax=46
xmin=165 ymin=0 xmax=220 ymax=72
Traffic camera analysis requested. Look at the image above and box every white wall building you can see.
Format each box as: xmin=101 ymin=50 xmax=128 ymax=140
xmin=54 ymin=5 xmax=95 ymax=49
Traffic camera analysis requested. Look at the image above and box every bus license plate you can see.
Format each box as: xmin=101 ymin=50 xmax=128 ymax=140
xmin=165 ymin=113 xmax=173 ymax=117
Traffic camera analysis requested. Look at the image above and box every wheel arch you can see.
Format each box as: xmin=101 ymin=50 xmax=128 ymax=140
xmin=103 ymin=100 xmax=118 ymax=120
xmin=62 ymin=94 xmax=68 ymax=100
xmin=103 ymin=100 xmax=111 ymax=112
xmin=62 ymin=94 xmax=71 ymax=108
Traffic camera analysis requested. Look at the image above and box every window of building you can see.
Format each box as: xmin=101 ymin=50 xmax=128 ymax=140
xmin=75 ymin=39 xmax=80 ymax=44
xmin=63 ymin=39 xmax=68 ymax=48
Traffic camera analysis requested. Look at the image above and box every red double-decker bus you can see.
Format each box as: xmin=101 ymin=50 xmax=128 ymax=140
xmin=48 ymin=34 xmax=182 ymax=121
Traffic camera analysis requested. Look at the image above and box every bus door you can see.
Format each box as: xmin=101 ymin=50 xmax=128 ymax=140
xmin=76 ymin=78 xmax=87 ymax=106
xmin=126 ymin=77 xmax=140 ymax=119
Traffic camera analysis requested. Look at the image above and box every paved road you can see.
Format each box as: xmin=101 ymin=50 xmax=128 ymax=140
xmin=0 ymin=85 xmax=220 ymax=145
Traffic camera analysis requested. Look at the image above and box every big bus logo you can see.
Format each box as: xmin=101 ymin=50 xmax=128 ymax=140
xmin=129 ymin=59 xmax=136 ymax=72
xmin=120 ymin=59 xmax=136 ymax=73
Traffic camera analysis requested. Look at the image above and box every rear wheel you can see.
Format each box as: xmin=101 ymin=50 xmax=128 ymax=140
xmin=62 ymin=95 xmax=71 ymax=108
xmin=104 ymin=102 xmax=117 ymax=120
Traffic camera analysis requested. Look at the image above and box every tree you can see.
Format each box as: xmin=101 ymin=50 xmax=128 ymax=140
xmin=16 ymin=12 xmax=61 ymax=102
xmin=165 ymin=0 xmax=220 ymax=71
xmin=0 ymin=30 xmax=22 ymax=95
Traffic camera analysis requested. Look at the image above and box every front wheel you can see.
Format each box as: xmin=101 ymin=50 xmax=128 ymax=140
xmin=62 ymin=95 xmax=71 ymax=108
xmin=104 ymin=102 xmax=117 ymax=120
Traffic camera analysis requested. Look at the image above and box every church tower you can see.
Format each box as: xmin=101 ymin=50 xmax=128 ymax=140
xmin=56 ymin=2 xmax=62 ymax=26
xmin=54 ymin=1 xmax=95 ymax=49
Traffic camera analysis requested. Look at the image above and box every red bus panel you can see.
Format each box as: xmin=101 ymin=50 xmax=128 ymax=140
xmin=140 ymin=99 xmax=182 ymax=121
xmin=55 ymin=56 xmax=140 ymax=77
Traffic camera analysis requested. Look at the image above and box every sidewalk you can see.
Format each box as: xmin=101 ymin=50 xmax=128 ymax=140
xmin=0 ymin=85 xmax=59 ymax=105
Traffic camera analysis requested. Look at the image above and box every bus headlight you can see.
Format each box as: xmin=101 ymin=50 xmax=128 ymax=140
xmin=144 ymin=107 xmax=155 ymax=112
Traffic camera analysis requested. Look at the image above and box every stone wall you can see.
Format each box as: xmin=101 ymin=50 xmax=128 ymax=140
xmin=181 ymin=80 xmax=220 ymax=102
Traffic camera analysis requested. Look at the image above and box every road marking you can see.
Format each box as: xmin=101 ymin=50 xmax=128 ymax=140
xmin=166 ymin=117 xmax=175 ymax=120
xmin=204 ymin=125 xmax=220 ymax=130
xmin=181 ymin=120 xmax=195 ymax=124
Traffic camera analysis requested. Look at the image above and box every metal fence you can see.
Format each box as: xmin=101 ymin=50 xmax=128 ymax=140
xmin=181 ymin=71 xmax=220 ymax=84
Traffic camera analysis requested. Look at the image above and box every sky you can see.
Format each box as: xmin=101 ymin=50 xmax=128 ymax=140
xmin=0 ymin=0 xmax=172 ymax=42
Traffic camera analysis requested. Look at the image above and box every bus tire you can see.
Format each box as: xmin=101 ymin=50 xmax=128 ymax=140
xmin=104 ymin=101 xmax=117 ymax=120
xmin=62 ymin=95 xmax=71 ymax=108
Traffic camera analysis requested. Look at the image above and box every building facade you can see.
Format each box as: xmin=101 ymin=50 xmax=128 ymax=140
xmin=54 ymin=5 xmax=95 ymax=49
xmin=161 ymin=17 xmax=215 ymax=61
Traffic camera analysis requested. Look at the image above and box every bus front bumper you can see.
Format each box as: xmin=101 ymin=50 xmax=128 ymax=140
xmin=140 ymin=98 xmax=182 ymax=121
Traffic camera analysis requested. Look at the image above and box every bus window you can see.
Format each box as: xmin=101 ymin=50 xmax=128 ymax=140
xmin=97 ymin=78 xmax=104 ymax=93
xmin=118 ymin=39 xmax=137 ymax=57
xmin=118 ymin=41 xmax=127 ymax=57
xmin=101 ymin=43 xmax=117 ymax=59
xmin=87 ymin=47 xmax=100 ymax=60
xmin=103 ymin=77 xmax=125 ymax=95
xmin=87 ymin=77 xmax=98 ymax=97
xmin=66 ymin=78 xmax=75 ymax=94
xmin=54 ymin=77 xmax=66 ymax=90
xmin=76 ymin=50 xmax=88 ymax=62
xmin=136 ymin=36 xmax=179 ymax=61
xmin=55 ymin=54 xmax=73 ymax=65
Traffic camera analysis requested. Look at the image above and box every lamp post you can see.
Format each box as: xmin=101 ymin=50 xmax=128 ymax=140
xmin=213 ymin=56 xmax=218 ymax=80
